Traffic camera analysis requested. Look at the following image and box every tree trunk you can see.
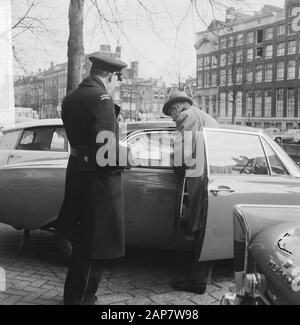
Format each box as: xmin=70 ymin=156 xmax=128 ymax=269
xmin=67 ymin=0 xmax=85 ymax=93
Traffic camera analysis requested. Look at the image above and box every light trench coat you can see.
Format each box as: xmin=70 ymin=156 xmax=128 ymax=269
xmin=174 ymin=105 xmax=219 ymax=241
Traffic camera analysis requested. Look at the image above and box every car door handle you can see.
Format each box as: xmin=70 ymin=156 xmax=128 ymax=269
xmin=210 ymin=186 xmax=235 ymax=197
xmin=9 ymin=154 xmax=21 ymax=159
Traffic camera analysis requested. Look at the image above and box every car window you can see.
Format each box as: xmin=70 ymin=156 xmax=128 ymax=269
xmin=127 ymin=131 xmax=175 ymax=168
xmin=262 ymin=138 xmax=288 ymax=176
xmin=19 ymin=130 xmax=35 ymax=145
xmin=206 ymin=131 xmax=269 ymax=175
xmin=50 ymin=128 xmax=68 ymax=152
xmin=0 ymin=130 xmax=21 ymax=149
xmin=16 ymin=127 xmax=56 ymax=151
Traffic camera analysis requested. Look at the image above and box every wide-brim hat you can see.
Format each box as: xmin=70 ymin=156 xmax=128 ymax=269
xmin=162 ymin=91 xmax=193 ymax=116
xmin=89 ymin=54 xmax=127 ymax=73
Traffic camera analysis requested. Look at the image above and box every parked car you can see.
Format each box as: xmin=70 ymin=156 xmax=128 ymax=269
xmin=0 ymin=119 xmax=176 ymax=168
xmin=263 ymin=128 xmax=295 ymax=144
xmin=221 ymin=204 xmax=300 ymax=305
xmin=286 ymin=129 xmax=300 ymax=144
xmin=0 ymin=122 xmax=300 ymax=260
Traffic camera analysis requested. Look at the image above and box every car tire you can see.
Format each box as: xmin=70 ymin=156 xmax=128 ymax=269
xmin=275 ymin=137 xmax=282 ymax=144
xmin=54 ymin=233 xmax=72 ymax=261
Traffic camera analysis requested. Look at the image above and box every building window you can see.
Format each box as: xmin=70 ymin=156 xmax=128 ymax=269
xmin=246 ymin=91 xmax=253 ymax=117
xmin=265 ymin=63 xmax=273 ymax=82
xmin=236 ymin=33 xmax=243 ymax=46
xmin=246 ymin=68 xmax=253 ymax=83
xmin=287 ymin=88 xmax=295 ymax=117
xmin=277 ymin=24 xmax=285 ymax=36
xmin=265 ymin=44 xmax=273 ymax=58
xmin=197 ymin=57 xmax=203 ymax=70
xmin=228 ymin=91 xmax=233 ymax=118
xmin=257 ymin=29 xmax=263 ymax=43
xmin=256 ymin=46 xmax=263 ymax=58
xmin=204 ymin=56 xmax=210 ymax=68
xmin=220 ymin=38 xmax=227 ymax=49
xmin=255 ymin=65 xmax=263 ymax=82
xmin=205 ymin=96 xmax=210 ymax=113
xmin=236 ymin=91 xmax=242 ymax=117
xmin=288 ymin=40 xmax=296 ymax=54
xmin=228 ymin=52 xmax=233 ymax=65
xmin=236 ymin=67 xmax=243 ymax=84
xmin=212 ymin=55 xmax=218 ymax=68
xmin=236 ymin=50 xmax=243 ymax=63
xmin=220 ymin=70 xmax=226 ymax=86
xmin=288 ymin=60 xmax=296 ymax=79
xmin=288 ymin=23 xmax=296 ymax=35
xmin=298 ymin=89 xmax=300 ymax=117
xmin=276 ymin=88 xmax=284 ymax=117
xmin=277 ymin=42 xmax=285 ymax=56
xmin=227 ymin=70 xmax=233 ymax=85
xmin=220 ymin=53 xmax=227 ymax=67
xmin=204 ymin=72 xmax=210 ymax=87
xmin=246 ymin=31 xmax=254 ymax=43
xmin=211 ymin=71 xmax=217 ymax=86
xmin=246 ymin=48 xmax=253 ymax=61
xmin=228 ymin=37 xmax=234 ymax=47
xmin=197 ymin=72 xmax=203 ymax=88
xmin=264 ymin=89 xmax=272 ymax=117
xmin=220 ymin=93 xmax=226 ymax=117
xmin=255 ymin=91 xmax=262 ymax=117
xmin=277 ymin=61 xmax=285 ymax=80
xmin=265 ymin=27 xmax=273 ymax=40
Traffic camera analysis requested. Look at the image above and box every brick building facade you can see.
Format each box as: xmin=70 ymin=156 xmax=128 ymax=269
xmin=195 ymin=0 xmax=300 ymax=130
xmin=14 ymin=45 xmax=167 ymax=121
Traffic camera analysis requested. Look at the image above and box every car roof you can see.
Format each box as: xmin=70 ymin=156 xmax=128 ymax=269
xmin=2 ymin=118 xmax=260 ymax=135
xmin=2 ymin=119 xmax=63 ymax=133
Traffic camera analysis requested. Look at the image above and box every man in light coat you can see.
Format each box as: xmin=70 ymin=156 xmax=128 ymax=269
xmin=163 ymin=91 xmax=219 ymax=294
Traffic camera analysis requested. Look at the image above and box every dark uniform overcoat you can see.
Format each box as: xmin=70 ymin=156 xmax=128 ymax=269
xmin=56 ymin=75 xmax=124 ymax=260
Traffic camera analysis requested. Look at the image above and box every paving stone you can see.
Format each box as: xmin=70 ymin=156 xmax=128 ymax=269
xmin=40 ymin=290 xmax=61 ymax=300
xmin=29 ymin=279 xmax=48 ymax=288
xmin=150 ymin=285 xmax=170 ymax=294
xmin=126 ymin=297 xmax=154 ymax=305
xmin=97 ymin=293 xmax=133 ymax=305
xmin=190 ymin=293 xmax=217 ymax=305
xmin=209 ymin=288 xmax=232 ymax=301
xmin=20 ymin=292 xmax=42 ymax=302
xmin=128 ymin=288 xmax=154 ymax=298
xmin=149 ymin=293 xmax=178 ymax=304
xmin=1 ymin=294 xmax=23 ymax=305
xmin=13 ymin=280 xmax=31 ymax=290
xmin=107 ymin=282 xmax=135 ymax=293
xmin=0 ymin=223 xmax=234 ymax=305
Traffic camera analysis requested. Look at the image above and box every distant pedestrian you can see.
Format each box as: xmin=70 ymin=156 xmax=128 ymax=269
xmin=56 ymin=54 xmax=128 ymax=305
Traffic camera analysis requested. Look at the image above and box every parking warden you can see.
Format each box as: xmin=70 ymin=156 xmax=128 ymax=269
xmin=56 ymin=54 xmax=127 ymax=305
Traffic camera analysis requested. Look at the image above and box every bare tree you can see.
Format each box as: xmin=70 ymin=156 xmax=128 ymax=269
xmin=67 ymin=0 xmax=85 ymax=93
xmin=12 ymin=0 xmax=52 ymax=73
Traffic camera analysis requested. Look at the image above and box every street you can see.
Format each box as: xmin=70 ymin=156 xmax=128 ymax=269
xmin=0 ymin=223 xmax=234 ymax=305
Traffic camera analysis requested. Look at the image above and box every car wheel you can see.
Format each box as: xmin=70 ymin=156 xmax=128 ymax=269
xmin=54 ymin=233 xmax=72 ymax=261
xmin=275 ymin=137 xmax=282 ymax=144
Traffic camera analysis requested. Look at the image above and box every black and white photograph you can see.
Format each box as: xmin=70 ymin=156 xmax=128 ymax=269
xmin=0 ymin=0 xmax=300 ymax=308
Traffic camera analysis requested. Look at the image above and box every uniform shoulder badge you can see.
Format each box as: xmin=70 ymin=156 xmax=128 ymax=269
xmin=100 ymin=94 xmax=111 ymax=101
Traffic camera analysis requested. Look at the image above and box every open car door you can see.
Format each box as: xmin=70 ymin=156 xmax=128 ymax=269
xmin=123 ymin=130 xmax=185 ymax=249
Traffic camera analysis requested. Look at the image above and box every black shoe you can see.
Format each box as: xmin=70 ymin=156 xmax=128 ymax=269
xmin=171 ymin=279 xmax=207 ymax=294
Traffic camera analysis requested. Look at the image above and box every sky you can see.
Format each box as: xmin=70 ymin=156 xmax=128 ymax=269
xmin=11 ymin=0 xmax=285 ymax=85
